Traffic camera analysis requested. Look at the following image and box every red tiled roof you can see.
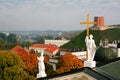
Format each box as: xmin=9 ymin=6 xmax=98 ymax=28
xmin=30 ymin=44 xmax=58 ymax=53
xmin=24 ymin=47 xmax=29 ymax=53
xmin=30 ymin=44 xmax=57 ymax=48
xmin=46 ymin=47 xmax=58 ymax=53
xmin=12 ymin=45 xmax=28 ymax=53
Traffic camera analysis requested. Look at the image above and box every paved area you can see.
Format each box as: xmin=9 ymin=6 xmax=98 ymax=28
xmin=50 ymin=72 xmax=96 ymax=80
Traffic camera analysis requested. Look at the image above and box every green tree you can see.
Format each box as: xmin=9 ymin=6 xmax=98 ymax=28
xmin=95 ymin=47 xmax=117 ymax=61
xmin=45 ymin=62 xmax=56 ymax=76
xmin=19 ymin=41 xmax=32 ymax=48
xmin=0 ymin=38 xmax=5 ymax=49
xmin=7 ymin=33 xmax=17 ymax=43
xmin=0 ymin=33 xmax=18 ymax=50
xmin=0 ymin=50 xmax=35 ymax=80
xmin=35 ymin=35 xmax=45 ymax=43
xmin=0 ymin=33 xmax=7 ymax=40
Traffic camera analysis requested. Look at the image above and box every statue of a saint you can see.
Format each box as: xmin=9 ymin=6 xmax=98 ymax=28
xmin=85 ymin=34 xmax=96 ymax=61
xmin=37 ymin=51 xmax=46 ymax=78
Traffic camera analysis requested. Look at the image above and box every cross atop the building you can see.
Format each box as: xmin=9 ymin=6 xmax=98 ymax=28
xmin=80 ymin=13 xmax=96 ymax=36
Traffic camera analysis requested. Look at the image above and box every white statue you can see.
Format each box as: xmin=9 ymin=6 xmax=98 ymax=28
xmin=85 ymin=34 xmax=96 ymax=61
xmin=37 ymin=51 xmax=46 ymax=78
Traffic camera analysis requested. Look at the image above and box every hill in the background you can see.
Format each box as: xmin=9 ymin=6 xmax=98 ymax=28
xmin=61 ymin=28 xmax=120 ymax=49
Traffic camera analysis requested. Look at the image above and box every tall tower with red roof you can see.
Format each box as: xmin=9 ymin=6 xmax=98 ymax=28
xmin=94 ymin=17 xmax=104 ymax=29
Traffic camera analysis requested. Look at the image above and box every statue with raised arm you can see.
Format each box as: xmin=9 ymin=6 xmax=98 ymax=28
xmin=85 ymin=34 xmax=96 ymax=61
xmin=36 ymin=50 xmax=47 ymax=78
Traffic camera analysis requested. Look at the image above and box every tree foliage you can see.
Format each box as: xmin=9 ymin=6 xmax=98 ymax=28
xmin=0 ymin=33 xmax=17 ymax=43
xmin=17 ymin=53 xmax=38 ymax=76
xmin=7 ymin=33 xmax=17 ymax=43
xmin=0 ymin=50 xmax=35 ymax=80
xmin=94 ymin=47 xmax=117 ymax=62
xmin=45 ymin=62 xmax=56 ymax=76
xmin=13 ymin=45 xmax=53 ymax=77
xmin=56 ymin=53 xmax=83 ymax=74
xmin=0 ymin=33 xmax=17 ymax=50
xmin=34 ymin=35 xmax=53 ymax=43
xmin=0 ymin=33 xmax=7 ymax=40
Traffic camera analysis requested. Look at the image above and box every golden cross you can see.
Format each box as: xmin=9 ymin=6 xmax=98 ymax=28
xmin=80 ymin=13 xmax=96 ymax=60
xmin=80 ymin=13 xmax=96 ymax=36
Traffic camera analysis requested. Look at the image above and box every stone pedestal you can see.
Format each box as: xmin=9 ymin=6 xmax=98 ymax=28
xmin=84 ymin=60 xmax=96 ymax=68
xmin=118 ymin=48 xmax=120 ymax=57
xmin=36 ymin=73 xmax=47 ymax=79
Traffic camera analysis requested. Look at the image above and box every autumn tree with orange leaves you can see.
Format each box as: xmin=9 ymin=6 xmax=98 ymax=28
xmin=12 ymin=46 xmax=38 ymax=76
xmin=18 ymin=53 xmax=38 ymax=76
xmin=12 ymin=45 xmax=55 ymax=76
xmin=56 ymin=52 xmax=83 ymax=74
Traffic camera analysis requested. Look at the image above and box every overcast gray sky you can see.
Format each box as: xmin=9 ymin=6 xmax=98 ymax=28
xmin=0 ymin=0 xmax=120 ymax=31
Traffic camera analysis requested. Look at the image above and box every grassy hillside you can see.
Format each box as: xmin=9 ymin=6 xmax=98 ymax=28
xmin=61 ymin=28 xmax=120 ymax=49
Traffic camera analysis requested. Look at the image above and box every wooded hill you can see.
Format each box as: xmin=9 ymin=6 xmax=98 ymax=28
xmin=61 ymin=28 xmax=120 ymax=49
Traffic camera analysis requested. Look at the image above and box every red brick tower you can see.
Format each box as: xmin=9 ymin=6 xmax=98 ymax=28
xmin=94 ymin=17 xmax=104 ymax=29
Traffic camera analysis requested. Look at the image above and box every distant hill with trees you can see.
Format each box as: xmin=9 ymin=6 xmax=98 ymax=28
xmin=61 ymin=28 xmax=120 ymax=49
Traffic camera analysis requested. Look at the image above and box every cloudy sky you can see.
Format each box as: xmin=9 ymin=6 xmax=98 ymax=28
xmin=0 ymin=0 xmax=120 ymax=31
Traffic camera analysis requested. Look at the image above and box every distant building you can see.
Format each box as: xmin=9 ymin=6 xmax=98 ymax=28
xmin=29 ymin=44 xmax=59 ymax=57
xmin=45 ymin=39 xmax=70 ymax=47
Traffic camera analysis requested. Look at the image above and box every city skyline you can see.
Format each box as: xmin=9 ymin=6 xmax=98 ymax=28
xmin=0 ymin=0 xmax=120 ymax=31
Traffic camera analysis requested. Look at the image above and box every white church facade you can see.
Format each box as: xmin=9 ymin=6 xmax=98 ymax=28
xmin=45 ymin=39 xmax=69 ymax=47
